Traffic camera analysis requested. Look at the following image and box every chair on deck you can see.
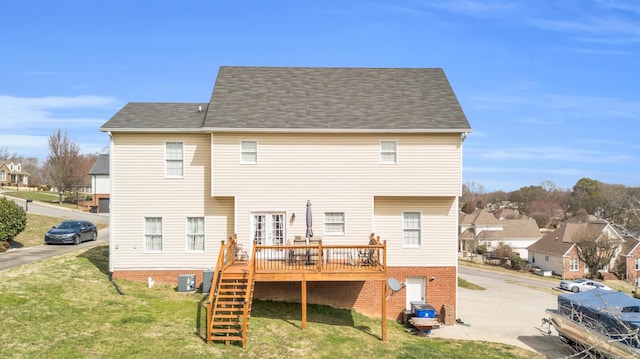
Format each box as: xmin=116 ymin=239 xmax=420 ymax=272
xmin=359 ymin=233 xmax=379 ymax=266
xmin=288 ymin=236 xmax=308 ymax=264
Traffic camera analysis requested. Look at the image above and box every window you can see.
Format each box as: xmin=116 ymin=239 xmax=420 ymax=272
xmin=531 ymin=254 xmax=535 ymax=264
xmin=635 ymin=258 xmax=640 ymax=270
xmin=403 ymin=212 xmax=421 ymax=247
xmin=241 ymin=141 xmax=257 ymax=164
xmin=186 ymin=217 xmax=205 ymax=252
xmin=380 ymin=141 xmax=397 ymax=164
xmin=324 ymin=212 xmax=345 ymax=235
xmin=636 ymin=278 xmax=640 ymax=288
xmin=165 ymin=142 xmax=183 ymax=177
xmin=144 ymin=217 xmax=163 ymax=252
xmin=0 ymin=170 xmax=4 ymax=181
xmin=570 ymin=258 xmax=579 ymax=271
xmin=545 ymin=255 xmax=549 ymax=262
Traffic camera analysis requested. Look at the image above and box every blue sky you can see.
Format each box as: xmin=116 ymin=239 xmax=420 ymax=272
xmin=1 ymin=1 xmax=638 ymax=192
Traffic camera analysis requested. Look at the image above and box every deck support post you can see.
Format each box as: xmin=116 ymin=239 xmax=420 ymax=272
xmin=301 ymin=279 xmax=307 ymax=330
xmin=382 ymin=280 xmax=387 ymax=341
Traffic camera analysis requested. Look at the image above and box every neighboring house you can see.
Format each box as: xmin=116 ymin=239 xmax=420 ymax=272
xmin=526 ymin=220 xmax=626 ymax=279
xmin=459 ymin=209 xmax=541 ymax=257
xmin=88 ymin=154 xmax=110 ymax=213
xmin=0 ymin=161 xmax=29 ymax=187
xmin=617 ymin=235 xmax=640 ymax=287
xmin=99 ymin=66 xmax=471 ymax=321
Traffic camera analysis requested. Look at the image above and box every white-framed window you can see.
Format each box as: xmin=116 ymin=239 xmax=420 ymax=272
xmin=545 ymin=255 xmax=549 ymax=262
xmin=186 ymin=217 xmax=205 ymax=252
xmin=570 ymin=258 xmax=579 ymax=271
xmin=380 ymin=140 xmax=397 ymax=164
xmin=0 ymin=170 xmax=5 ymax=181
xmin=324 ymin=212 xmax=345 ymax=235
xmin=144 ymin=217 xmax=163 ymax=252
xmin=635 ymin=258 xmax=640 ymax=270
xmin=241 ymin=141 xmax=257 ymax=164
xmin=531 ymin=254 xmax=536 ymax=264
xmin=165 ymin=141 xmax=184 ymax=177
xmin=636 ymin=277 xmax=640 ymax=288
xmin=403 ymin=212 xmax=421 ymax=247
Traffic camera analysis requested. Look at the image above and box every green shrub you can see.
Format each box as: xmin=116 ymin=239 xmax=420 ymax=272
xmin=475 ymin=244 xmax=488 ymax=255
xmin=0 ymin=198 xmax=27 ymax=243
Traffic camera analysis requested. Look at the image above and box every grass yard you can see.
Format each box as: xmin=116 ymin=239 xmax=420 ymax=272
xmin=0 ymin=245 xmax=541 ymax=359
xmin=3 ymin=190 xmax=89 ymax=211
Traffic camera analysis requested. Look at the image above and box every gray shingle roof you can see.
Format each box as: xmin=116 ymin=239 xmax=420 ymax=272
xmin=88 ymin=154 xmax=109 ymax=175
xmin=100 ymin=66 xmax=471 ymax=133
xmin=205 ymin=66 xmax=470 ymax=131
xmin=101 ymin=103 xmax=208 ymax=130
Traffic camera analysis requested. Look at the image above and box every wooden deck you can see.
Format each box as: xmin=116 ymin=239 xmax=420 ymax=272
xmin=206 ymin=237 xmax=389 ymax=347
xmin=226 ymin=242 xmax=387 ymax=281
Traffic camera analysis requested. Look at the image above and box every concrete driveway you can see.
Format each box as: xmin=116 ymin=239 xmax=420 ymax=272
xmin=433 ymin=267 xmax=572 ymax=358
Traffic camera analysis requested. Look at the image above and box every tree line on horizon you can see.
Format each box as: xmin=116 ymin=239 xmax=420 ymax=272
xmin=461 ymin=179 xmax=640 ymax=234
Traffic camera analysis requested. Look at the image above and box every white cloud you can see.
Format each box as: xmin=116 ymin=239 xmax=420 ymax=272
xmin=0 ymin=94 xmax=118 ymax=158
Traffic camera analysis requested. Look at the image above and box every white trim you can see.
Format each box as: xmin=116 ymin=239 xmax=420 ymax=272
xmin=143 ymin=216 xmax=163 ymax=253
xmin=379 ymin=140 xmax=397 ymax=164
xmin=324 ymin=211 xmax=346 ymax=236
xmin=402 ymin=211 xmax=421 ymax=248
xmin=164 ymin=141 xmax=184 ymax=178
xmin=185 ymin=216 xmax=205 ymax=254
xmin=240 ymin=140 xmax=258 ymax=164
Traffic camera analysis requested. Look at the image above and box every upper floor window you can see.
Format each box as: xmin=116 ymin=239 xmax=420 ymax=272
xmin=403 ymin=212 xmax=421 ymax=247
xmin=241 ymin=141 xmax=258 ymax=164
xmin=635 ymin=258 xmax=640 ymax=270
xmin=144 ymin=217 xmax=163 ymax=252
xmin=165 ymin=142 xmax=183 ymax=177
xmin=324 ymin=212 xmax=345 ymax=235
xmin=380 ymin=141 xmax=397 ymax=164
xmin=186 ymin=217 xmax=205 ymax=252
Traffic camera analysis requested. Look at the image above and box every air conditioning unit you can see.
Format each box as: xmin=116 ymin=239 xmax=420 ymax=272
xmin=202 ymin=270 xmax=216 ymax=293
xmin=177 ymin=274 xmax=196 ymax=292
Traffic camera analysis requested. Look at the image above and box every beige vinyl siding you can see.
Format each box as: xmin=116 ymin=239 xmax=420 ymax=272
xmin=110 ymin=133 xmax=232 ymax=270
xmin=212 ymin=132 xmax=462 ymax=256
xmin=374 ymin=197 xmax=458 ymax=267
xmin=212 ymin=133 xmax=462 ymax=197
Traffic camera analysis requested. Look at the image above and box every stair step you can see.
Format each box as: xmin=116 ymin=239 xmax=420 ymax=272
xmin=211 ymin=328 xmax=242 ymax=334
xmin=209 ymin=335 xmax=244 ymax=341
xmin=213 ymin=314 xmax=244 ymax=319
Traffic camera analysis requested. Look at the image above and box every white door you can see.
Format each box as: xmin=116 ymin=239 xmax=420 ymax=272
xmin=405 ymin=276 xmax=426 ymax=310
xmin=252 ymin=213 xmax=285 ymax=258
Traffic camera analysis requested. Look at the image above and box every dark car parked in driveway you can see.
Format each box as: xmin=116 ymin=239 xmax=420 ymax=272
xmin=44 ymin=220 xmax=98 ymax=245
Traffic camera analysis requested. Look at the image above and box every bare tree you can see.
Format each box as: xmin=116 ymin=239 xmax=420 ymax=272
xmin=575 ymin=227 xmax=618 ymax=279
xmin=45 ymin=130 xmax=82 ymax=203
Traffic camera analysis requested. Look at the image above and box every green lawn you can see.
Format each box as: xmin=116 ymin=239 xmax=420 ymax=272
xmin=0 ymin=245 xmax=542 ymax=359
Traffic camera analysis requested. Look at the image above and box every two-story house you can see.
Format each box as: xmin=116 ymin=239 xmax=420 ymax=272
xmin=0 ymin=161 xmax=30 ymax=187
xmin=100 ymin=66 xmax=471 ymax=322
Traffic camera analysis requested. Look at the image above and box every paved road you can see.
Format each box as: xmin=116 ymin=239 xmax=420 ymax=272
xmin=435 ymin=265 xmax=572 ymax=358
xmin=0 ymin=194 xmax=110 ymax=271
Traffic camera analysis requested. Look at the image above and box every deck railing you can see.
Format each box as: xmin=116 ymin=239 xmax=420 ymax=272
xmin=252 ymin=240 xmax=386 ymax=273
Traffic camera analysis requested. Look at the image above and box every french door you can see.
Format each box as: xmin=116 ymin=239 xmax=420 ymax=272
xmin=252 ymin=213 xmax=286 ymax=259
xmin=252 ymin=213 xmax=285 ymax=245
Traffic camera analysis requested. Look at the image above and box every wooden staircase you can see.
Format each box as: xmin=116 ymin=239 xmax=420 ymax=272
xmin=206 ymin=237 xmax=255 ymax=348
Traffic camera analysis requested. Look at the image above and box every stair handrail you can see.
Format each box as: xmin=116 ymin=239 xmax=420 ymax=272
xmin=241 ymin=244 xmax=257 ymax=349
xmin=206 ymin=237 xmax=234 ymax=343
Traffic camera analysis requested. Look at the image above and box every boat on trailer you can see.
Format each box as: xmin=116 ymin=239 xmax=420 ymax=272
xmin=545 ymin=288 xmax=640 ymax=358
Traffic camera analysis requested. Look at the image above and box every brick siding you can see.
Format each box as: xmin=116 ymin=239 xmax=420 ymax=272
xmin=112 ymin=265 xmax=457 ymax=324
